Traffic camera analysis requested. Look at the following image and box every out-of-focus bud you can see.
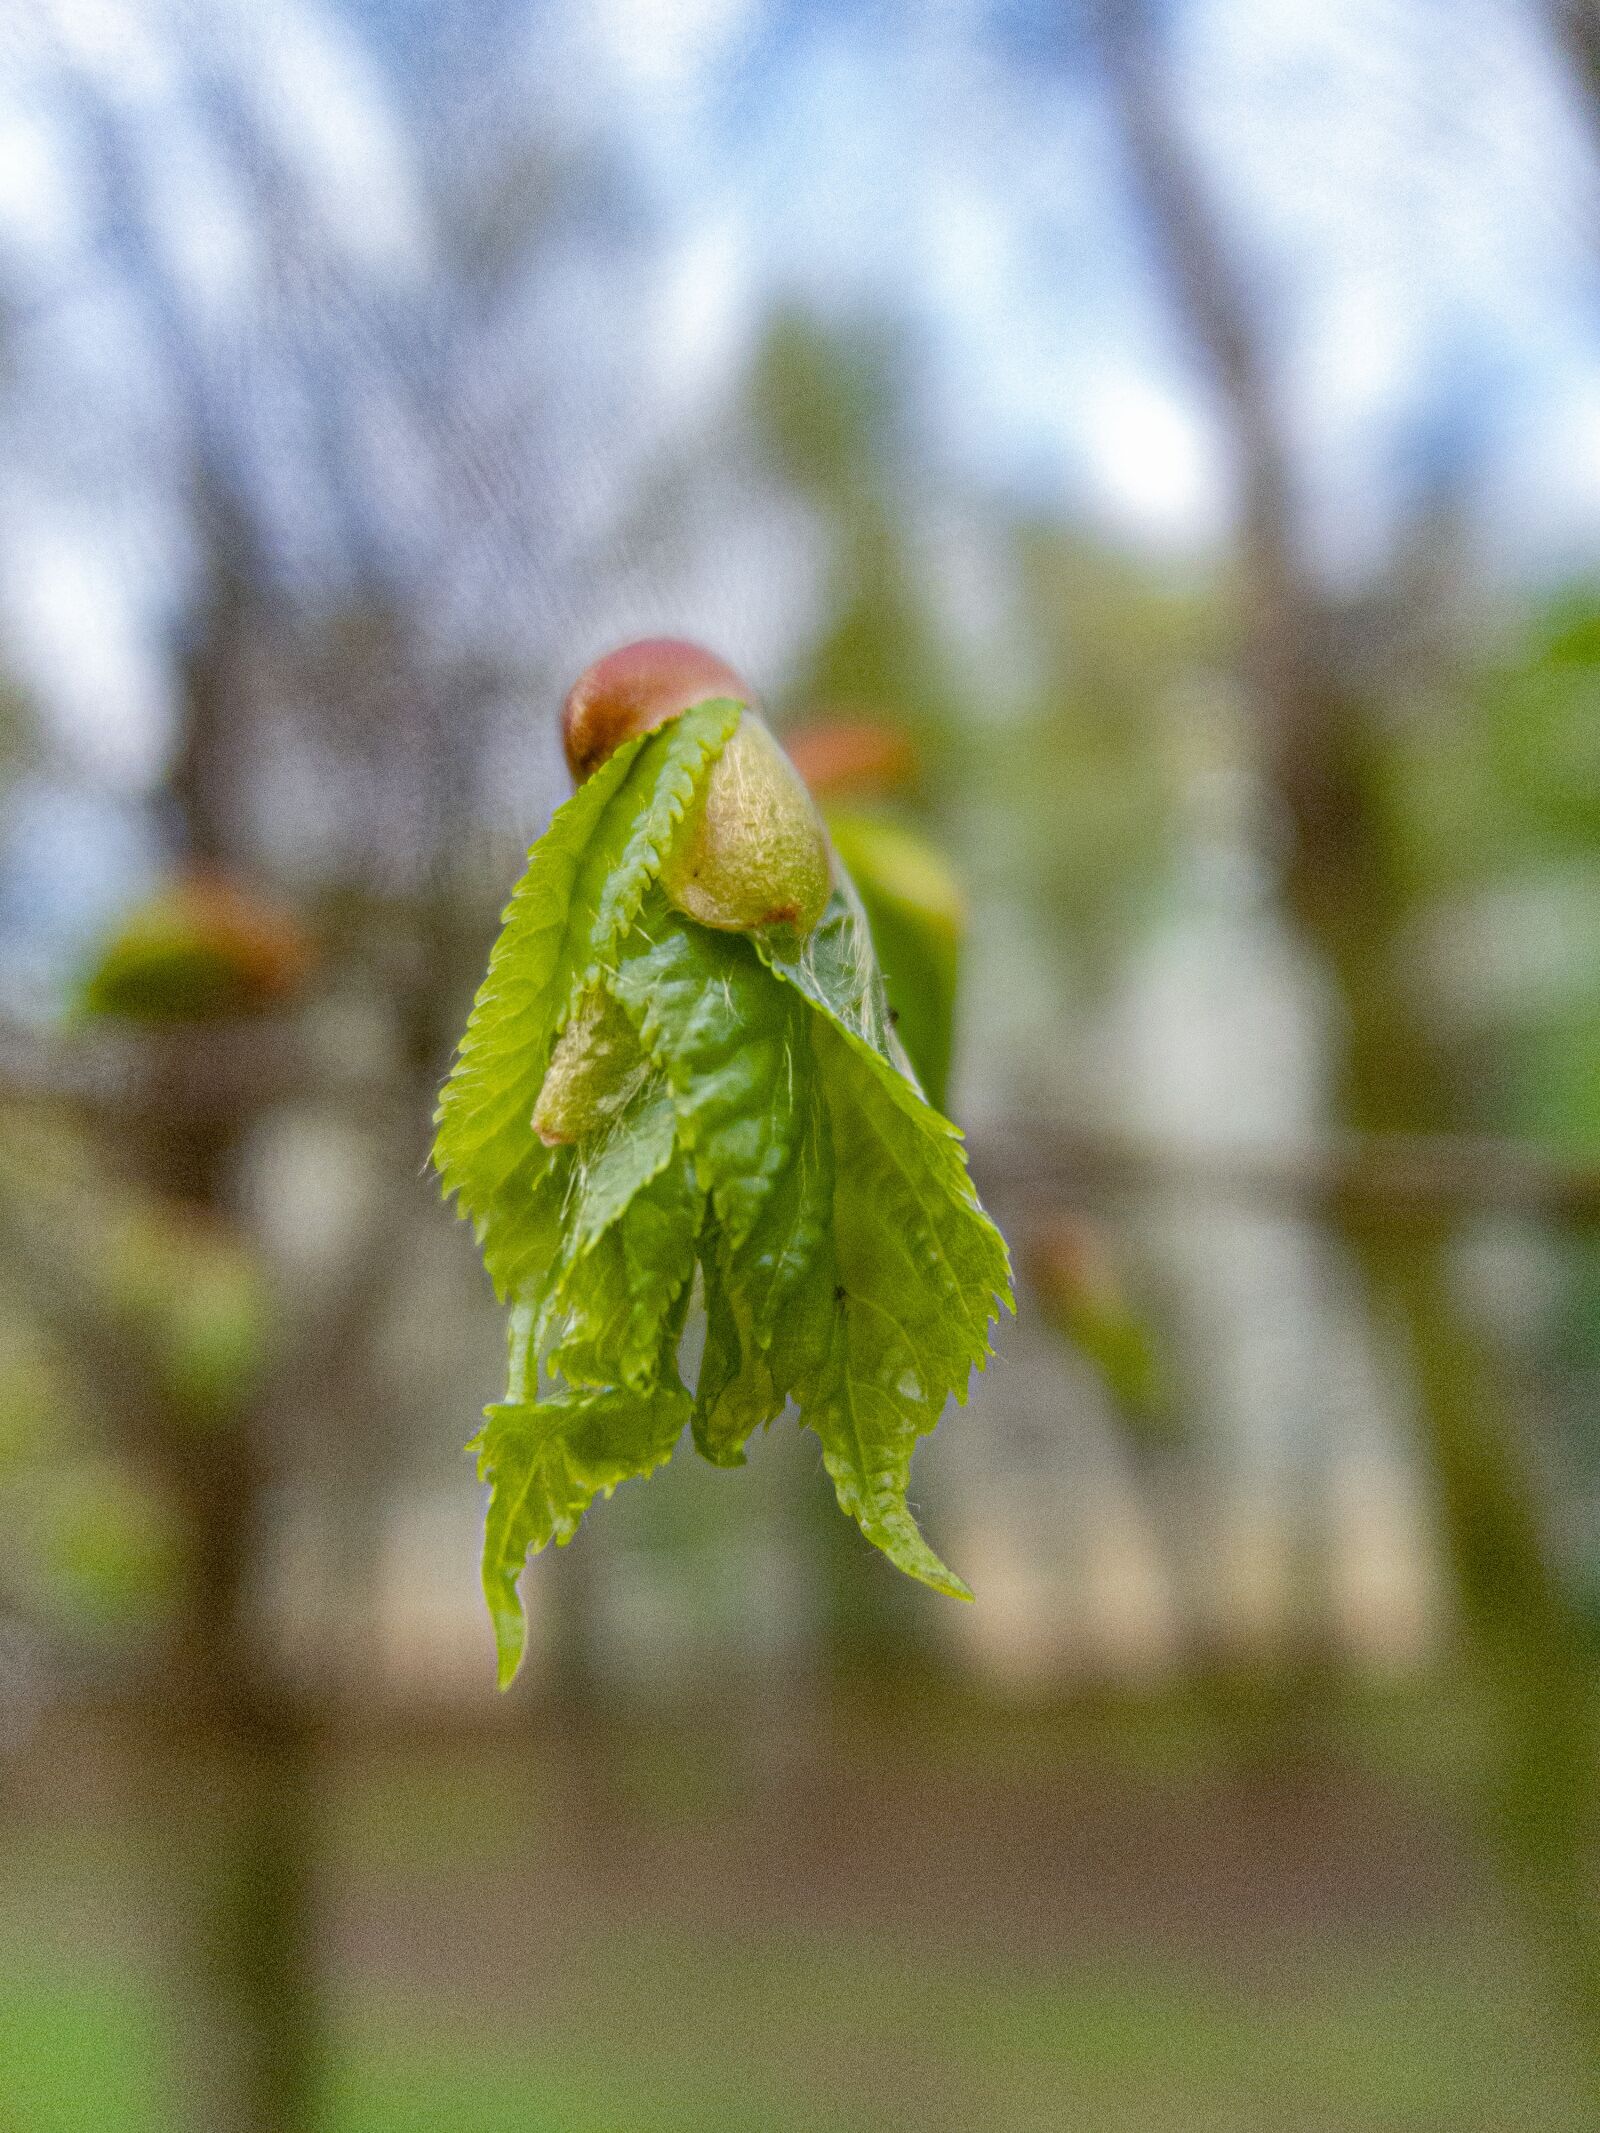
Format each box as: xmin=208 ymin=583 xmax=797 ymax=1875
xmin=824 ymin=809 xmax=962 ymax=1108
xmin=78 ymin=874 xmax=314 ymax=1024
xmin=784 ymin=717 xmax=920 ymax=802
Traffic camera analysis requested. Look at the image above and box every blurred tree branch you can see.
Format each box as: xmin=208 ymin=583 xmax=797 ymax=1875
xmin=1550 ymin=0 xmax=1600 ymax=138
xmin=976 ymin=1123 xmax=1600 ymax=1225
xmin=10 ymin=1026 xmax=1600 ymax=1222
xmin=18 ymin=971 xmax=1600 ymax=1223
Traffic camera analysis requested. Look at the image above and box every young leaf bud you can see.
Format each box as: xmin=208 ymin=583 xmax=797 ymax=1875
xmin=659 ymin=712 xmax=832 ymax=940
xmin=532 ymin=987 xmax=645 ymax=1146
xmin=784 ymin=718 xmax=921 ymax=802
xmin=562 ymin=638 xmax=754 ymax=784
xmin=78 ymin=873 xmax=314 ymax=1024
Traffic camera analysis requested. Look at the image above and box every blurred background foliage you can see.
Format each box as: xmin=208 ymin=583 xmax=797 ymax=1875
xmin=4 ymin=1 xmax=1600 ymax=2129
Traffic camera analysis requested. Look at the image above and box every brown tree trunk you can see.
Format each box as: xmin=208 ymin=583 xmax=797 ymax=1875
xmin=131 ymin=555 xmax=324 ymax=2133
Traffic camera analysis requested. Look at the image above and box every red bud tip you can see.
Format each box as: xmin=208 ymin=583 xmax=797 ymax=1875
xmin=562 ymin=638 xmax=756 ymax=783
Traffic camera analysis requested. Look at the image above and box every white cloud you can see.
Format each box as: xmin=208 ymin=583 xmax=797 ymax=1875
xmin=38 ymin=0 xmax=178 ymax=108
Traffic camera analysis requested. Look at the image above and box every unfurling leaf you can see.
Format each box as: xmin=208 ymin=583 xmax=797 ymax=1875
xmin=435 ymin=695 xmax=1011 ymax=1684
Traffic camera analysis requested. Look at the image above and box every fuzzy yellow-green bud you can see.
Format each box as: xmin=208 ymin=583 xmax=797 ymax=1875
xmin=559 ymin=640 xmax=833 ymax=945
xmin=532 ymin=987 xmax=645 ymax=1146
xmin=660 ymin=712 xmax=832 ymax=939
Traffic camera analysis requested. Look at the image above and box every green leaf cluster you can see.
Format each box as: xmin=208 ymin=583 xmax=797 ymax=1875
xmin=434 ymin=703 xmax=1011 ymax=1684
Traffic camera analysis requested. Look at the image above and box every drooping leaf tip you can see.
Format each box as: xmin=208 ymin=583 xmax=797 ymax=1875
xmin=491 ymin=1605 xmax=528 ymax=1691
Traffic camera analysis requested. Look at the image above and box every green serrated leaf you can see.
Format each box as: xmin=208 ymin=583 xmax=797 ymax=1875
xmin=761 ymin=882 xmax=1009 ymax=1593
xmin=473 ymin=1372 xmax=692 ymax=1686
xmin=768 ymin=875 xmax=902 ymax=1060
xmin=797 ymin=1018 xmax=1008 ymax=1598
xmin=611 ymin=896 xmax=835 ymax=1463
xmin=440 ymin=723 xmax=1013 ymax=1680
xmin=759 ymin=882 xmax=1008 ymax=1282
xmin=542 ymin=1144 xmax=704 ymax=1392
xmin=433 ymin=698 xmax=742 ymax=1300
xmin=816 ymin=1017 xmax=1011 ymax=1391
xmin=692 ymin=1235 xmax=774 ymax=1465
xmin=614 ymin=887 xmax=1008 ymax=1585
xmin=611 ymin=897 xmax=814 ymax=1265
xmin=566 ymin=1078 xmax=678 ymax=1254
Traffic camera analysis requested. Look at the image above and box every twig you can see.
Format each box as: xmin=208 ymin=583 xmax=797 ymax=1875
xmin=971 ymin=1124 xmax=1600 ymax=1225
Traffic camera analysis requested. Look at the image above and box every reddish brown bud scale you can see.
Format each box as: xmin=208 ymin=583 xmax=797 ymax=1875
xmin=562 ymin=638 xmax=755 ymax=784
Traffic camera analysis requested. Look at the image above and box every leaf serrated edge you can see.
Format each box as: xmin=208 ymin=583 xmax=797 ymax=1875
xmin=432 ymin=699 xmax=743 ymax=1293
